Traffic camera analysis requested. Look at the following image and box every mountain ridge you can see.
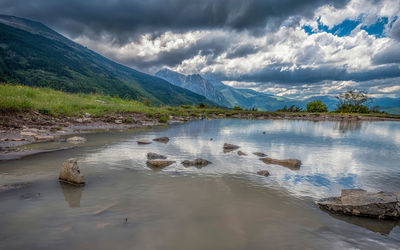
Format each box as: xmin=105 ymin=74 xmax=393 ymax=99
xmin=0 ymin=15 xmax=216 ymax=107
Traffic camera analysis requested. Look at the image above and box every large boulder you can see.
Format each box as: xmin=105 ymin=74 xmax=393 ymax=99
xmin=153 ymin=137 xmax=169 ymax=143
xmin=260 ymin=157 xmax=301 ymax=170
xmin=317 ymin=189 xmax=400 ymax=219
xmin=182 ymin=158 xmax=211 ymax=168
xmin=146 ymin=160 xmax=175 ymax=169
xmin=147 ymin=152 xmax=167 ymax=160
xmin=59 ymin=158 xmax=85 ymax=185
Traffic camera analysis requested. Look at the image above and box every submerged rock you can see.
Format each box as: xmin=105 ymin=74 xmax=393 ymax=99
xmin=137 ymin=139 xmax=152 ymax=145
xmin=146 ymin=160 xmax=175 ymax=169
xmin=153 ymin=137 xmax=169 ymax=143
xmin=260 ymin=157 xmax=301 ymax=170
xmin=253 ymin=152 xmax=267 ymax=157
xmin=0 ymin=183 xmax=30 ymax=193
xmin=34 ymin=135 xmax=55 ymax=141
xmin=59 ymin=158 xmax=85 ymax=185
xmin=67 ymin=136 xmax=87 ymax=144
xmin=147 ymin=152 xmax=167 ymax=160
xmin=237 ymin=151 xmax=247 ymax=156
xmin=317 ymin=189 xmax=400 ymax=219
xmin=223 ymin=143 xmax=240 ymax=153
xmin=181 ymin=158 xmax=211 ymax=168
xmin=257 ymin=170 xmax=270 ymax=177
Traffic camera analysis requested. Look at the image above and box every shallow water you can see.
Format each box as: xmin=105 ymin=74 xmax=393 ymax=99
xmin=0 ymin=119 xmax=399 ymax=249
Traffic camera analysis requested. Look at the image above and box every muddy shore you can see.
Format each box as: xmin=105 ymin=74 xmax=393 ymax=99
xmin=1 ymin=110 xmax=399 ymax=161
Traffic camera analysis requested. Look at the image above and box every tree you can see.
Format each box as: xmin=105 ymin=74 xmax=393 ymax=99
xmin=335 ymin=89 xmax=372 ymax=113
xmin=307 ymin=100 xmax=328 ymax=112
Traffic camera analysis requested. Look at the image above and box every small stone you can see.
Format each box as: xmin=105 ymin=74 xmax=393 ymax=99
xmin=34 ymin=135 xmax=55 ymax=141
xmin=146 ymin=160 xmax=175 ymax=169
xmin=20 ymin=131 xmax=37 ymax=137
xmin=137 ymin=139 xmax=152 ymax=145
xmin=147 ymin=152 xmax=167 ymax=160
xmin=257 ymin=170 xmax=270 ymax=177
xmin=253 ymin=152 xmax=267 ymax=157
xmin=67 ymin=136 xmax=87 ymax=144
xmin=153 ymin=137 xmax=169 ymax=143
xmin=181 ymin=158 xmax=211 ymax=168
xmin=237 ymin=151 xmax=247 ymax=156
xmin=115 ymin=120 xmax=123 ymax=124
xmin=11 ymin=138 xmax=25 ymax=141
xmin=223 ymin=143 xmax=240 ymax=153
xmin=59 ymin=158 xmax=85 ymax=185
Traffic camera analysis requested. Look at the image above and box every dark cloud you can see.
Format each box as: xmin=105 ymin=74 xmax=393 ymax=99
xmin=389 ymin=18 xmax=400 ymax=41
xmin=372 ymin=44 xmax=400 ymax=65
xmin=236 ymin=64 xmax=400 ymax=84
xmin=0 ymin=0 xmax=349 ymax=44
xmin=226 ymin=44 xmax=259 ymax=59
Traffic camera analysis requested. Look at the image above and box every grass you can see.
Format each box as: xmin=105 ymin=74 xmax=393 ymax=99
xmin=1 ymin=84 xmax=399 ymax=120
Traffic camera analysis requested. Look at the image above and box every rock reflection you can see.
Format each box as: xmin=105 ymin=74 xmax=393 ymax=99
xmin=60 ymin=182 xmax=84 ymax=208
xmin=325 ymin=211 xmax=399 ymax=235
xmin=334 ymin=120 xmax=362 ymax=133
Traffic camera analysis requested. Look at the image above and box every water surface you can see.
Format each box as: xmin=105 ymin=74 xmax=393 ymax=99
xmin=0 ymin=119 xmax=399 ymax=249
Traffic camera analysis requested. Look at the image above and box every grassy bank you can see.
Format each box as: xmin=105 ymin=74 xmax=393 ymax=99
xmin=0 ymin=84 xmax=229 ymax=117
xmin=1 ymin=84 xmax=399 ymax=120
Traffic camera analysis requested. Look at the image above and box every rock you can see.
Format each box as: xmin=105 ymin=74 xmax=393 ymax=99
xmin=0 ymin=183 xmax=29 ymax=193
xmin=146 ymin=160 xmax=175 ymax=169
xmin=253 ymin=152 xmax=267 ymax=157
xmin=260 ymin=157 xmax=301 ymax=170
xmin=237 ymin=151 xmax=247 ymax=156
xmin=114 ymin=119 xmax=123 ymax=124
xmin=317 ymin=189 xmax=400 ymax=219
xmin=262 ymin=131 xmax=266 ymax=134
xmin=153 ymin=137 xmax=169 ymax=143
xmin=11 ymin=138 xmax=25 ymax=141
xmin=182 ymin=158 xmax=211 ymax=168
xmin=137 ymin=139 xmax=152 ymax=145
xmin=147 ymin=152 xmax=167 ymax=160
xmin=34 ymin=135 xmax=55 ymax=141
xmin=223 ymin=143 xmax=240 ymax=153
xmin=67 ymin=136 xmax=87 ymax=144
xmin=20 ymin=131 xmax=37 ymax=137
xmin=257 ymin=170 xmax=270 ymax=177
xmin=59 ymin=158 xmax=85 ymax=185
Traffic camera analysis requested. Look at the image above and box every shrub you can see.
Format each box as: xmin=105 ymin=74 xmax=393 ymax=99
xmin=306 ymin=100 xmax=328 ymax=112
xmin=198 ymin=103 xmax=207 ymax=108
xmin=158 ymin=116 xmax=169 ymax=123
xmin=233 ymin=106 xmax=242 ymax=110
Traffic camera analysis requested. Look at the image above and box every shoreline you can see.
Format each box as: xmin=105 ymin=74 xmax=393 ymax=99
xmin=1 ymin=110 xmax=399 ymax=161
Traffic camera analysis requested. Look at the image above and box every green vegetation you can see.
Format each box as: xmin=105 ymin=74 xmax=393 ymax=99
xmin=307 ymin=100 xmax=328 ymax=112
xmin=0 ymin=21 xmax=215 ymax=107
xmin=335 ymin=90 xmax=383 ymax=114
xmin=277 ymin=105 xmax=302 ymax=112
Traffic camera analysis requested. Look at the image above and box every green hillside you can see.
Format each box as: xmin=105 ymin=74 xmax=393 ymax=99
xmin=0 ymin=15 xmax=215 ymax=107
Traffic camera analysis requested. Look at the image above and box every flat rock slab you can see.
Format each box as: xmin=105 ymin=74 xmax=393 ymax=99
xmin=147 ymin=152 xmax=167 ymax=160
xmin=153 ymin=137 xmax=169 ymax=143
xmin=317 ymin=189 xmax=400 ymax=219
xmin=260 ymin=157 xmax=301 ymax=170
xmin=257 ymin=170 xmax=270 ymax=177
xmin=146 ymin=160 xmax=175 ymax=169
xmin=253 ymin=152 xmax=267 ymax=157
xmin=182 ymin=158 xmax=211 ymax=168
xmin=137 ymin=139 xmax=152 ymax=145
xmin=59 ymin=158 xmax=85 ymax=185
xmin=67 ymin=136 xmax=87 ymax=144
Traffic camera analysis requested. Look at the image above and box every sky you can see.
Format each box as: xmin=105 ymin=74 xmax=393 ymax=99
xmin=1 ymin=0 xmax=400 ymax=99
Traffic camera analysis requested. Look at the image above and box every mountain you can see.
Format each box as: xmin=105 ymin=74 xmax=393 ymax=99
xmin=155 ymin=69 xmax=231 ymax=107
xmin=0 ymin=15 xmax=215 ymax=107
xmin=203 ymin=74 xmax=304 ymax=110
xmin=156 ymin=69 xmax=303 ymax=110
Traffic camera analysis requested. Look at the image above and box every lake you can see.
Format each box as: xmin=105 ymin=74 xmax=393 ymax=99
xmin=0 ymin=119 xmax=399 ymax=249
